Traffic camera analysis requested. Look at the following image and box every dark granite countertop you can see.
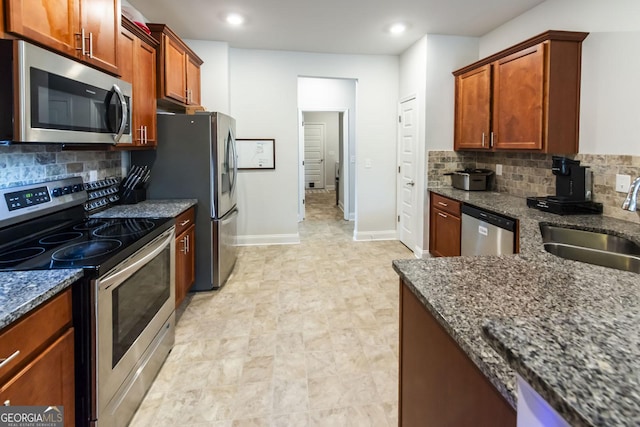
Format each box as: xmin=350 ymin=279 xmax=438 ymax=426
xmin=90 ymin=199 xmax=197 ymax=219
xmin=393 ymin=186 xmax=640 ymax=426
xmin=0 ymin=270 xmax=84 ymax=330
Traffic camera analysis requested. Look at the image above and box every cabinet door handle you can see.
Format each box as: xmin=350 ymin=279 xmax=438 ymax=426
xmin=482 ymin=132 xmax=485 ymax=148
xmin=185 ymin=235 xmax=190 ymax=253
xmin=0 ymin=350 xmax=20 ymax=369
xmin=181 ymin=236 xmax=188 ymax=253
xmin=4 ymin=400 xmax=9 ymax=406
xmin=88 ymin=32 xmax=94 ymax=58
xmin=143 ymin=126 xmax=147 ymax=144
xmin=490 ymin=132 xmax=495 ymax=148
xmin=438 ymin=212 xmax=448 ymax=218
xmin=438 ymin=202 xmax=448 ymax=207
xmin=180 ymin=219 xmax=190 ymax=226
xmin=76 ymin=28 xmax=88 ymax=55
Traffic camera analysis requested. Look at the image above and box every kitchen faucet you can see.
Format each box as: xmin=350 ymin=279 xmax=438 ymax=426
xmin=622 ymin=176 xmax=640 ymax=211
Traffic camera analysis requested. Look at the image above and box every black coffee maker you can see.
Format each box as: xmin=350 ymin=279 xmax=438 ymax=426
xmin=527 ymin=156 xmax=603 ymax=215
xmin=551 ymin=156 xmax=591 ymax=201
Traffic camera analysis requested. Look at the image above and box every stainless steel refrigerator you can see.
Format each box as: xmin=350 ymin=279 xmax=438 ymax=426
xmin=132 ymin=112 xmax=238 ymax=290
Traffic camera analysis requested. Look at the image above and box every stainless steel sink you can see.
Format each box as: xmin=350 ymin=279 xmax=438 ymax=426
xmin=540 ymin=224 xmax=640 ymax=273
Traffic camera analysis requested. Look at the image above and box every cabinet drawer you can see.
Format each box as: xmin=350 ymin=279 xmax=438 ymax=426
xmin=0 ymin=289 xmax=72 ymax=383
xmin=431 ymin=193 xmax=461 ymax=217
xmin=175 ymin=207 xmax=195 ymax=236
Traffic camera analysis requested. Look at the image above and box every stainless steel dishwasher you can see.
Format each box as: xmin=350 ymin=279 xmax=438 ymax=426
xmin=461 ymin=204 xmax=516 ymax=256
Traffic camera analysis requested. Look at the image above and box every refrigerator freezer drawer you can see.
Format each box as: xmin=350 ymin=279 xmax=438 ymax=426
xmin=211 ymin=207 xmax=238 ymax=289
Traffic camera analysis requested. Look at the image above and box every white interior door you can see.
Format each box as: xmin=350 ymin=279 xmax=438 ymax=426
xmin=398 ymin=97 xmax=417 ymax=251
xmin=304 ymin=123 xmax=325 ymax=189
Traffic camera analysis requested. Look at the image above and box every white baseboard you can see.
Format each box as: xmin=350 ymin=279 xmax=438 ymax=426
xmin=326 ymin=184 xmax=335 ymax=190
xmin=349 ymin=212 xmax=355 ymax=221
xmin=237 ymin=233 xmax=301 ymax=246
xmin=353 ymin=230 xmax=397 ymax=241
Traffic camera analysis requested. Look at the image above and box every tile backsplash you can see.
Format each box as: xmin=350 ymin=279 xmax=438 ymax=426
xmin=0 ymin=145 xmax=122 ymax=189
xmin=428 ymin=150 xmax=640 ymax=222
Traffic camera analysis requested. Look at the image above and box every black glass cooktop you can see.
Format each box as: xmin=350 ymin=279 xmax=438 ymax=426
xmin=0 ymin=217 xmax=173 ymax=275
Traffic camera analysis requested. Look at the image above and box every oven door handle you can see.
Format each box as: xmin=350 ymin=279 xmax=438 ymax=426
xmin=99 ymin=229 xmax=174 ymax=291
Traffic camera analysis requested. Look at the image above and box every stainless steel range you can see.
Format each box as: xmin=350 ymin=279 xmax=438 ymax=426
xmin=0 ymin=177 xmax=175 ymax=427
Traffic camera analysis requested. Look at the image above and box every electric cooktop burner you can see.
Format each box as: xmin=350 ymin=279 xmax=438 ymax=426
xmin=92 ymin=219 xmax=155 ymax=238
xmin=39 ymin=231 xmax=84 ymax=245
xmin=73 ymin=219 xmax=108 ymax=231
xmin=52 ymin=239 xmax=123 ymax=261
xmin=0 ymin=247 xmax=46 ymax=264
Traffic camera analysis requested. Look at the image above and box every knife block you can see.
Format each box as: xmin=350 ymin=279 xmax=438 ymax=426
xmin=119 ymin=187 xmax=147 ymax=204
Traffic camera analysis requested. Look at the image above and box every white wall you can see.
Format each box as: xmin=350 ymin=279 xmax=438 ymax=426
xmin=479 ymin=0 xmax=640 ymax=155
xmin=425 ymin=35 xmax=479 ymax=151
xmin=230 ymin=49 xmax=398 ymax=244
xmin=304 ymin=111 xmax=340 ymax=189
xmin=399 ymin=35 xmax=479 ymax=256
xmin=184 ymin=39 xmax=230 ymax=114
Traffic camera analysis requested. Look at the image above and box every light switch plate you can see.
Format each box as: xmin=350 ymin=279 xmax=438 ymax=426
xmin=89 ymin=170 xmax=98 ymax=181
xmin=616 ymin=174 xmax=631 ymax=193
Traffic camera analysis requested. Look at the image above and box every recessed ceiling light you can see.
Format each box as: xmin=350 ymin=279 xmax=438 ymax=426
xmin=389 ymin=23 xmax=407 ymax=35
xmin=226 ymin=13 xmax=244 ymax=26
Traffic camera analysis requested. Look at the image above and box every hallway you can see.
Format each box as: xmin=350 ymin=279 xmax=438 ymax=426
xmin=129 ymin=190 xmax=414 ymax=426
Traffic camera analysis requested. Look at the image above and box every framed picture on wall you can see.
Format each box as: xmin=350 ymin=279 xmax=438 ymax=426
xmin=237 ymin=139 xmax=276 ymax=170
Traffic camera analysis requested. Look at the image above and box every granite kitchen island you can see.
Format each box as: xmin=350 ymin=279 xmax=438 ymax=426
xmin=394 ymin=188 xmax=640 ymax=427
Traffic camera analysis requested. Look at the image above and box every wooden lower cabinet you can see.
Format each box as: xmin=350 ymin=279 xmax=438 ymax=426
xmin=399 ymin=280 xmax=516 ymax=427
xmin=175 ymin=207 xmax=196 ymax=308
xmin=429 ymin=193 xmax=461 ymax=257
xmin=0 ymin=289 xmax=75 ymax=426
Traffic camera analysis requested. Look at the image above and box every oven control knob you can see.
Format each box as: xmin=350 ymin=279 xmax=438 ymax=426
xmin=73 ymin=184 xmax=84 ymax=192
xmin=62 ymin=186 xmax=72 ymax=195
xmin=51 ymin=188 xmax=62 ymax=197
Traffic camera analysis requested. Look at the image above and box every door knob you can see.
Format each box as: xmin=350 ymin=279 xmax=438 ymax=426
xmin=406 ymin=181 xmax=415 ymax=187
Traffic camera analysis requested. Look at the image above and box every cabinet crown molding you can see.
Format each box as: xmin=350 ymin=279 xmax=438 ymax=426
xmin=453 ymin=30 xmax=589 ymax=76
xmin=147 ymin=23 xmax=204 ymax=65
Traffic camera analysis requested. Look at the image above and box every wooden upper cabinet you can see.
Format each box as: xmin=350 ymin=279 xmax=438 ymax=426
xmin=79 ymin=0 xmax=119 ymax=74
xmin=118 ymin=16 xmax=158 ymax=148
xmin=454 ymin=64 xmax=491 ymax=150
xmin=148 ymin=23 xmax=203 ymax=110
xmin=5 ymin=0 xmax=80 ymax=56
xmin=186 ymin=54 xmax=201 ymax=105
xmin=4 ymin=0 xmax=119 ymax=74
xmin=453 ymin=31 xmax=588 ymax=154
xmin=492 ymin=45 xmax=545 ymax=150
xmin=163 ymin=34 xmax=187 ymax=102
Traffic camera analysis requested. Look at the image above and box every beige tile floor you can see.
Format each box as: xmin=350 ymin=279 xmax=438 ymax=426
xmin=129 ymin=190 xmax=414 ymax=427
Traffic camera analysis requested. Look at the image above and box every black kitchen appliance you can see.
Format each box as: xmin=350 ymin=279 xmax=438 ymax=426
xmin=0 ymin=177 xmax=176 ymax=427
xmin=132 ymin=112 xmax=238 ymax=290
xmin=527 ymin=156 xmax=603 ymax=215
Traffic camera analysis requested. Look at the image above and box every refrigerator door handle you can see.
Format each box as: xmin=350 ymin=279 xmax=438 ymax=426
xmin=230 ymin=128 xmax=238 ymax=196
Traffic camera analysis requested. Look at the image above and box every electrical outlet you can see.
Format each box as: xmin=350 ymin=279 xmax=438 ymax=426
xmin=495 ymin=164 xmax=503 ymax=176
xmin=616 ymin=174 xmax=631 ymax=193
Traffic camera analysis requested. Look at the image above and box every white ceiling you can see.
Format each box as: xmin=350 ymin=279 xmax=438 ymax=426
xmin=127 ymin=0 xmax=545 ymax=55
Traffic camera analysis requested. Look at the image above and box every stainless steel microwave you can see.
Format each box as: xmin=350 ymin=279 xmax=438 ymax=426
xmin=0 ymin=40 xmax=132 ymax=145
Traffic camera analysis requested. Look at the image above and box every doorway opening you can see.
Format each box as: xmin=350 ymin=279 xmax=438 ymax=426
xmin=299 ymin=110 xmax=349 ymax=222
xmin=297 ymin=77 xmax=356 ymax=226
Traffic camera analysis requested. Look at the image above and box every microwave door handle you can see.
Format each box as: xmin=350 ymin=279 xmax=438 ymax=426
xmin=112 ymin=84 xmax=128 ymax=144
xmin=99 ymin=230 xmax=173 ymax=291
